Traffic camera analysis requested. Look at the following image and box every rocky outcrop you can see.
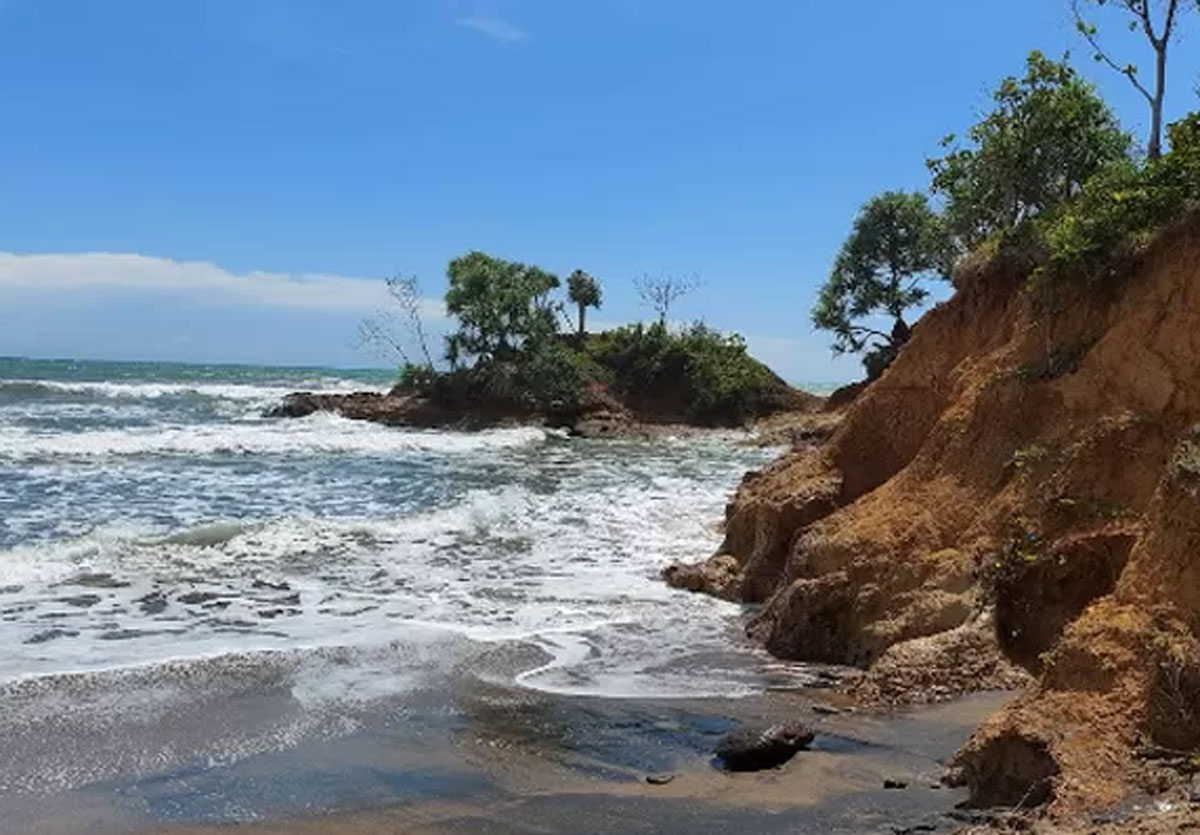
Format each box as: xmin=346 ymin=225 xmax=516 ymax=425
xmin=267 ymin=368 xmax=820 ymax=435
xmin=668 ymin=218 xmax=1200 ymax=816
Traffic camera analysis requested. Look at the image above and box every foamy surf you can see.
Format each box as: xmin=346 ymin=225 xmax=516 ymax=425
xmin=0 ymin=414 xmax=547 ymax=460
xmin=0 ymin=356 xmax=820 ymax=811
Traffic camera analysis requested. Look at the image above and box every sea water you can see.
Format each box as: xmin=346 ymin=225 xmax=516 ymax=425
xmin=0 ymin=357 xmax=822 ymax=800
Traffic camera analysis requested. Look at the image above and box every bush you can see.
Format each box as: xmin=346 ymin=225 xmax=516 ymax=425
xmin=514 ymin=340 xmax=591 ymax=413
xmin=395 ymin=362 xmax=438 ymax=393
xmin=1036 ymin=112 xmax=1200 ymax=287
xmin=587 ymin=322 xmax=776 ymax=423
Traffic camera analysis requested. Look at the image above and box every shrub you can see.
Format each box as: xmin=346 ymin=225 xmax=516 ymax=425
xmin=1036 ymin=112 xmax=1200 ymax=287
xmin=587 ymin=322 xmax=776 ymax=423
xmin=395 ymin=362 xmax=438 ymax=393
xmin=514 ymin=340 xmax=591 ymax=412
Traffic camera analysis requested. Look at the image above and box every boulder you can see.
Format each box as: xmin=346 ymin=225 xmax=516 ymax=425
xmin=714 ymin=721 xmax=815 ymax=771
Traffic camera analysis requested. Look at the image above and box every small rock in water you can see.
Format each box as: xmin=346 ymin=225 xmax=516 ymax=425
xmin=645 ymin=773 xmax=676 ymax=786
xmin=811 ymin=704 xmax=841 ymax=715
xmin=883 ymin=778 xmax=909 ymax=790
xmin=714 ymin=721 xmax=815 ymax=772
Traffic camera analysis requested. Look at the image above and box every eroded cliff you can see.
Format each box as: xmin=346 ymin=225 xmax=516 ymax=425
xmin=666 ymin=219 xmax=1200 ymax=816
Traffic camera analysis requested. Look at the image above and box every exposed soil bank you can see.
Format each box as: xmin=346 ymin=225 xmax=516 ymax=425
xmin=666 ymin=218 xmax=1200 ymax=821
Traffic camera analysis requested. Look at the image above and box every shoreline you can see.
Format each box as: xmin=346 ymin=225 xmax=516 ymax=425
xmin=51 ymin=683 xmax=1015 ymax=835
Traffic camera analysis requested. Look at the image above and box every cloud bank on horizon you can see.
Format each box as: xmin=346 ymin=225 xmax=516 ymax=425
xmin=0 ymin=251 xmax=446 ymax=318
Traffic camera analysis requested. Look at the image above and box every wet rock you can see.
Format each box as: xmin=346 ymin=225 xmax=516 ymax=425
xmin=811 ymin=704 xmax=841 ymax=715
xmin=714 ymin=721 xmax=815 ymax=771
xmin=135 ymin=592 xmax=168 ymax=615
xmin=59 ymin=594 xmax=101 ymax=608
xmin=68 ymin=572 xmax=130 ymax=589
xmin=645 ymin=773 xmax=676 ymax=786
xmin=178 ymin=591 xmax=221 ymax=605
xmin=890 ymin=823 xmax=937 ymax=835
xmin=884 ymin=778 xmax=909 ymax=790
xmin=24 ymin=628 xmax=79 ymax=644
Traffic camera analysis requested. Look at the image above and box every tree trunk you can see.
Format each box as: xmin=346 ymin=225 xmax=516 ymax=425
xmin=1149 ymin=42 xmax=1167 ymax=160
xmin=577 ymin=302 xmax=586 ymax=339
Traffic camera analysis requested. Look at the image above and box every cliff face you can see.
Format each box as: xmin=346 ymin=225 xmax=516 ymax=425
xmin=667 ymin=219 xmax=1200 ymax=815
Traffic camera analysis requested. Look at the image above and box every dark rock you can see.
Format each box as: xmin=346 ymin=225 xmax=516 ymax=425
xmin=59 ymin=594 xmax=101 ymax=608
xmin=178 ymin=591 xmax=220 ymax=605
xmin=884 ymin=778 xmax=909 ymax=790
xmin=811 ymin=704 xmax=841 ymax=715
xmin=252 ymin=579 xmax=291 ymax=592
xmin=135 ymin=592 xmax=168 ymax=615
xmin=891 ymin=823 xmax=937 ymax=835
xmin=645 ymin=773 xmax=676 ymax=786
xmin=25 ymin=628 xmax=79 ymax=644
xmin=714 ymin=722 xmax=815 ymax=772
xmin=68 ymin=572 xmax=130 ymax=589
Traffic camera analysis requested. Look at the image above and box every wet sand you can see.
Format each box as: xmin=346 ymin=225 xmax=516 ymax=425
xmin=3 ymin=668 xmax=1013 ymax=835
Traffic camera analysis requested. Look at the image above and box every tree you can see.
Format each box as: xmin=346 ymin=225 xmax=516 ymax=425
xmin=812 ymin=191 xmax=952 ymax=376
xmin=634 ymin=273 xmax=700 ymax=324
xmin=928 ymin=51 xmax=1132 ymax=248
xmin=1071 ymin=0 xmax=1184 ymax=160
xmin=443 ymin=251 xmax=560 ymax=367
xmin=566 ymin=270 xmax=602 ymax=338
xmin=358 ymin=273 xmax=436 ymax=371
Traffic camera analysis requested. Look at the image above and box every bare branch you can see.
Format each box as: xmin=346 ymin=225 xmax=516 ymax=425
xmin=1071 ymin=0 xmax=1155 ymax=104
xmin=359 ymin=273 xmax=437 ymax=369
xmin=634 ymin=273 xmax=701 ymax=324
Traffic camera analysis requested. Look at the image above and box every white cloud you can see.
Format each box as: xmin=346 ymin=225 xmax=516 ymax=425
xmin=0 ymin=252 xmax=446 ymax=319
xmin=454 ymin=16 xmax=527 ymax=43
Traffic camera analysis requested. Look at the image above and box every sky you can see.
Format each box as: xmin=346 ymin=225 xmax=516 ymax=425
xmin=0 ymin=0 xmax=1195 ymax=383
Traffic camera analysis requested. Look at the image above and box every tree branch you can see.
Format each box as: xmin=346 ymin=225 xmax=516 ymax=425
xmin=1072 ymin=0 xmax=1155 ymax=104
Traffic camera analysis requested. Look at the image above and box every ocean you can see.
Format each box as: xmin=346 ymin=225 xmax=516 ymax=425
xmin=0 ymin=357 xmax=827 ymax=817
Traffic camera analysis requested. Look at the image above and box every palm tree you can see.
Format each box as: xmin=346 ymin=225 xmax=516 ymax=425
xmin=567 ymin=270 xmax=602 ymax=339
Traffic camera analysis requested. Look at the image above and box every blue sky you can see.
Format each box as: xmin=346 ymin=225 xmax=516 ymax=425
xmin=0 ymin=0 xmax=1193 ymax=382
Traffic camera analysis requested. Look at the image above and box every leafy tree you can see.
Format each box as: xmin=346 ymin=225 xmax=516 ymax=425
xmin=812 ymin=191 xmax=951 ymax=375
xmin=1071 ymin=0 xmax=1185 ymax=160
xmin=566 ymin=269 xmax=602 ymax=338
xmin=928 ymin=51 xmax=1132 ymax=248
xmin=443 ymin=251 xmax=560 ymax=367
xmin=634 ymin=273 xmax=700 ymax=324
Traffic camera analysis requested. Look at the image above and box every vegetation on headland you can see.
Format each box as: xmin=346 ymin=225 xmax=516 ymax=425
xmin=814 ymin=32 xmax=1200 ymax=379
xmin=671 ymin=5 xmax=1200 ymax=824
xmin=363 ymin=251 xmax=800 ymax=427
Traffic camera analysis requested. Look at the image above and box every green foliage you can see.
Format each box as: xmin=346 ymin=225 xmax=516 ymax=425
xmin=396 ymin=362 xmax=437 ymax=392
xmin=443 ymin=251 xmax=561 ymax=366
xmin=812 ymin=191 xmax=951 ymax=376
xmin=514 ymin=340 xmax=592 ymax=412
xmin=928 ymin=51 xmax=1132 ymax=249
xmin=566 ymin=270 xmax=602 ymax=337
xmin=1037 ymin=112 xmax=1200 ymax=286
xmin=587 ymin=322 xmax=776 ymax=423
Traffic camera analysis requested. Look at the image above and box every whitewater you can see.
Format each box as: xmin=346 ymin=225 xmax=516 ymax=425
xmin=0 ymin=358 xmax=821 ymax=788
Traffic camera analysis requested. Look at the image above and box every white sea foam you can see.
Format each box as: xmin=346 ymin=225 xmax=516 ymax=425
xmin=0 ymin=377 xmax=378 ymax=403
xmin=0 ymin=414 xmax=546 ymax=460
